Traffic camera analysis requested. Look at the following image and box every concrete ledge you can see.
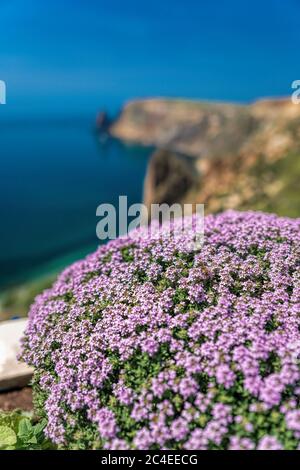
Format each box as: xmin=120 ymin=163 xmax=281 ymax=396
xmin=0 ymin=319 xmax=33 ymax=391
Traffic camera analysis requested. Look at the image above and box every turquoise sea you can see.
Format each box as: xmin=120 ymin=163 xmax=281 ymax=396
xmin=0 ymin=117 xmax=151 ymax=290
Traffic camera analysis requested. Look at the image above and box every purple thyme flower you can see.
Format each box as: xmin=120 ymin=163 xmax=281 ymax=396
xmin=20 ymin=210 xmax=300 ymax=449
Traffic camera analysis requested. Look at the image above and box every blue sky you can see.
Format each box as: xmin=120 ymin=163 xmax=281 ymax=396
xmin=0 ymin=0 xmax=299 ymax=116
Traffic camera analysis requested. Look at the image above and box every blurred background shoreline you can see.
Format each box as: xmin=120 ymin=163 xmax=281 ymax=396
xmin=1 ymin=93 xmax=300 ymax=321
xmin=1 ymin=0 xmax=299 ymax=320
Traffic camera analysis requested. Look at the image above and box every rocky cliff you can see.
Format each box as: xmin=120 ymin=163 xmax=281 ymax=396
xmin=110 ymin=98 xmax=300 ymax=217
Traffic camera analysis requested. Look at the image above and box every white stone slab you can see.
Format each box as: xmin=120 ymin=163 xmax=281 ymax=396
xmin=0 ymin=319 xmax=33 ymax=391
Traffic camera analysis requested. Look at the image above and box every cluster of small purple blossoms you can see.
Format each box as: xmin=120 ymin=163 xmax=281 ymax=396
xmin=21 ymin=211 xmax=300 ymax=450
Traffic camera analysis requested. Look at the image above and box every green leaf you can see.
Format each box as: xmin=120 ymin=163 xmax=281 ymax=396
xmin=33 ymin=419 xmax=47 ymax=437
xmin=0 ymin=426 xmax=17 ymax=449
xmin=18 ymin=418 xmax=33 ymax=440
xmin=0 ymin=411 xmax=24 ymax=433
xmin=27 ymin=435 xmax=38 ymax=444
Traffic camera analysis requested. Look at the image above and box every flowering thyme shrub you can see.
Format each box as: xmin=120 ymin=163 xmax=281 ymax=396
xmin=21 ymin=211 xmax=300 ymax=450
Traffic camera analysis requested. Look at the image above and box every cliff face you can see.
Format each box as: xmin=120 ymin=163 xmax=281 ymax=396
xmin=143 ymin=149 xmax=199 ymax=213
xmin=110 ymin=99 xmax=257 ymax=158
xmin=110 ymin=98 xmax=300 ymax=217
